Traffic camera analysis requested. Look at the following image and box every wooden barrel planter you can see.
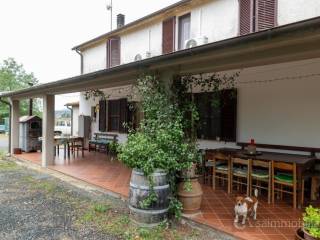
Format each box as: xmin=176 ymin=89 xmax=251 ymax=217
xmin=129 ymin=169 xmax=170 ymax=227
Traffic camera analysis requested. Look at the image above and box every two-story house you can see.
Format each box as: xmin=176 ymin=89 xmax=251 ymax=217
xmin=73 ymin=0 xmax=320 ymax=150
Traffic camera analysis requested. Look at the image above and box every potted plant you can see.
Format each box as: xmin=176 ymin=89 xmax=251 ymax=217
xmin=118 ymin=74 xmax=199 ymax=225
xmin=302 ymin=205 xmax=320 ymax=240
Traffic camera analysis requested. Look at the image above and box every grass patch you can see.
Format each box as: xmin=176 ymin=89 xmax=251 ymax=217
xmin=0 ymin=150 xmax=7 ymax=160
xmin=77 ymin=201 xmax=202 ymax=240
xmin=0 ymin=160 xmax=18 ymax=170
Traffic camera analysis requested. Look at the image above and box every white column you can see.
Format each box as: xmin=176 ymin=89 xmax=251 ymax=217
xmin=42 ymin=94 xmax=55 ymax=167
xmin=10 ymin=99 xmax=19 ymax=154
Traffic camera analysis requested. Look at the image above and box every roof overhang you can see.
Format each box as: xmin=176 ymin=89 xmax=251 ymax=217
xmin=2 ymin=17 xmax=320 ymax=100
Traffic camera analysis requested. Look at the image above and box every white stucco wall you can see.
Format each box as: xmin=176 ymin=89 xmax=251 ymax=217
xmin=120 ymin=23 xmax=162 ymax=64
xmin=278 ymin=0 xmax=320 ymax=26
xmin=188 ymin=0 xmax=238 ymax=45
xmin=82 ymin=43 xmax=106 ymax=74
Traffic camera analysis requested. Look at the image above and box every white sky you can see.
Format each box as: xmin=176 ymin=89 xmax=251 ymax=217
xmin=0 ymin=0 xmax=179 ymax=109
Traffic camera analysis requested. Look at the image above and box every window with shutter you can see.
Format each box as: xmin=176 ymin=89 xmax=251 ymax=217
xmin=107 ymin=98 xmax=129 ymax=133
xmin=98 ymin=100 xmax=106 ymax=132
xmin=108 ymin=100 xmax=120 ymax=131
xmin=255 ymin=0 xmax=277 ymax=31
xmin=162 ymin=17 xmax=175 ymax=54
xmin=239 ymin=0 xmax=276 ymax=35
xmin=107 ymin=37 xmax=120 ymax=68
xmin=239 ymin=0 xmax=254 ymax=35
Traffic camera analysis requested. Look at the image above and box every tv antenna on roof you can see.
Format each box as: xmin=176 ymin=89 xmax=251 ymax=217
xmin=106 ymin=0 xmax=113 ymax=31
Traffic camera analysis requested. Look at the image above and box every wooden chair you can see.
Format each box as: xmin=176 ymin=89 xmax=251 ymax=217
xmin=272 ymin=161 xmax=297 ymax=209
xmin=70 ymin=138 xmax=84 ymax=158
xmin=250 ymin=159 xmax=272 ymax=203
xmin=203 ymin=152 xmax=214 ymax=185
xmin=211 ymin=152 xmax=231 ymax=194
xmin=231 ymin=158 xmax=251 ymax=196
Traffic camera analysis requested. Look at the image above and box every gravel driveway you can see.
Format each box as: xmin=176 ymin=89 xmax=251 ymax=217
xmin=0 ymin=160 xmax=117 ymax=240
xmin=0 ymin=159 xmax=235 ymax=240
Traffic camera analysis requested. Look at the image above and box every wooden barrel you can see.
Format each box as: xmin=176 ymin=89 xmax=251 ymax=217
xmin=129 ymin=169 xmax=170 ymax=226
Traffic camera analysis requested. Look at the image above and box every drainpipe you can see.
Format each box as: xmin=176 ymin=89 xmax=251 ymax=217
xmin=0 ymin=98 xmax=11 ymax=154
xmin=75 ymin=49 xmax=84 ymax=75
xmin=66 ymin=105 xmax=73 ymax=136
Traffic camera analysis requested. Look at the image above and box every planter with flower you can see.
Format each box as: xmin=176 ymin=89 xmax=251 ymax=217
xmin=301 ymin=205 xmax=320 ymax=240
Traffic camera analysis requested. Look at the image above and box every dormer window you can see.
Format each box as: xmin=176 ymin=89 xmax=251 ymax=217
xmin=239 ymin=0 xmax=277 ymax=35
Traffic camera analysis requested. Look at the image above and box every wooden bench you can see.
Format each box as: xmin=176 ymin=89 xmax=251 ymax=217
xmin=89 ymin=132 xmax=118 ymax=153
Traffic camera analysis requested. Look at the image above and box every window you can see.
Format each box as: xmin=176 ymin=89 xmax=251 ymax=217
xmin=107 ymin=37 xmax=121 ymax=68
xmin=194 ymin=89 xmax=237 ymax=141
xmin=108 ymin=100 xmax=121 ymax=131
xmin=98 ymin=98 xmax=137 ymax=133
xmin=239 ymin=0 xmax=277 ymax=36
xmin=178 ymin=13 xmax=191 ymax=50
xmin=162 ymin=17 xmax=175 ymax=54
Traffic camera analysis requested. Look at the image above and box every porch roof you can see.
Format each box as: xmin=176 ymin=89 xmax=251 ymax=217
xmin=2 ymin=16 xmax=320 ymax=100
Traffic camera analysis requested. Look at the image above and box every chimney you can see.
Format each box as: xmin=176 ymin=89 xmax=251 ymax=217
xmin=117 ymin=14 xmax=125 ymax=28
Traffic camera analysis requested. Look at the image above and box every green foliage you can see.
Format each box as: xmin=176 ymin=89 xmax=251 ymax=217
xmin=118 ymin=74 xmax=200 ymax=217
xmin=303 ymin=205 xmax=320 ymax=238
xmin=0 ymin=58 xmax=41 ymax=118
xmin=94 ymin=203 xmax=110 ymax=213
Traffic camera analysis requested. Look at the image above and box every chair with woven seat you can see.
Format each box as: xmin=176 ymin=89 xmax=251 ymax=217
xmin=250 ymin=159 xmax=272 ymax=203
xmin=231 ymin=157 xmax=251 ymax=196
xmin=211 ymin=152 xmax=231 ymax=194
xmin=272 ymin=161 xmax=297 ymax=209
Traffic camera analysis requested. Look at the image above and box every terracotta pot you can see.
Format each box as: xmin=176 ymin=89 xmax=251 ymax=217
xmin=177 ymin=177 xmax=203 ymax=214
xmin=13 ymin=148 xmax=22 ymax=154
xmin=303 ymin=228 xmax=319 ymax=240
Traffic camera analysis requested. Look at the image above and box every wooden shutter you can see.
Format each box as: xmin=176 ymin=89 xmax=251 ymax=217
xmin=162 ymin=17 xmax=175 ymax=54
xmin=119 ymin=98 xmax=128 ymax=133
xmin=255 ymin=0 xmax=277 ymax=31
xmin=107 ymin=37 xmax=120 ymax=68
xmin=99 ymin=100 xmax=106 ymax=132
xmin=239 ymin=0 xmax=254 ymax=35
xmin=220 ymin=89 xmax=237 ymax=141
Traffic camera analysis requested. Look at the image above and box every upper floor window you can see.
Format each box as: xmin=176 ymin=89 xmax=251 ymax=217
xmin=239 ymin=0 xmax=277 ymax=36
xmin=162 ymin=17 xmax=176 ymax=54
xmin=178 ymin=13 xmax=191 ymax=50
xmin=107 ymin=37 xmax=121 ymax=68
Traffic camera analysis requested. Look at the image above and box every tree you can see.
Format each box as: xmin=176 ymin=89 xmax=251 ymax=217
xmin=0 ymin=58 xmax=41 ymax=118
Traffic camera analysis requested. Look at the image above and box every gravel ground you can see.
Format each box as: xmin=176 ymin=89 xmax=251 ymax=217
xmin=0 ymin=159 xmax=236 ymax=240
xmin=0 ymin=160 xmax=117 ymax=240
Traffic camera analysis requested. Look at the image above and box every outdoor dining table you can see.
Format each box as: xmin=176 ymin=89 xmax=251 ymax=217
xmin=208 ymin=147 xmax=318 ymax=208
xmin=39 ymin=136 xmax=84 ymax=159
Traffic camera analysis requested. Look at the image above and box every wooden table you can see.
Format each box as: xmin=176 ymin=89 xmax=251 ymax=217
xmin=208 ymin=148 xmax=317 ymax=208
xmin=39 ymin=136 xmax=84 ymax=159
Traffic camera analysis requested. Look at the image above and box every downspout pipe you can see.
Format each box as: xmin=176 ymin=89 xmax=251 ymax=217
xmin=0 ymin=98 xmax=11 ymax=154
xmin=75 ymin=49 xmax=84 ymax=75
xmin=66 ymin=105 xmax=73 ymax=136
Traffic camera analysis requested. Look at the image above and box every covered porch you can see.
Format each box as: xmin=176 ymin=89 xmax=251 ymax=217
xmin=3 ymin=17 xmax=320 ymax=240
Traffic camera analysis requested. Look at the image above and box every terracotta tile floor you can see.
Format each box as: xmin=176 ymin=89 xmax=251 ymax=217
xmin=15 ymin=151 xmax=303 ymax=240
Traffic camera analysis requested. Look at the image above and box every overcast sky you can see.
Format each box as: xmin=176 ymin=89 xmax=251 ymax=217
xmin=0 ymin=0 xmax=179 ymax=109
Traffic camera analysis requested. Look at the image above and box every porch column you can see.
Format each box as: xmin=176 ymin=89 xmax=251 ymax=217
xmin=10 ymin=99 xmax=19 ymax=154
xmin=42 ymin=94 xmax=55 ymax=167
